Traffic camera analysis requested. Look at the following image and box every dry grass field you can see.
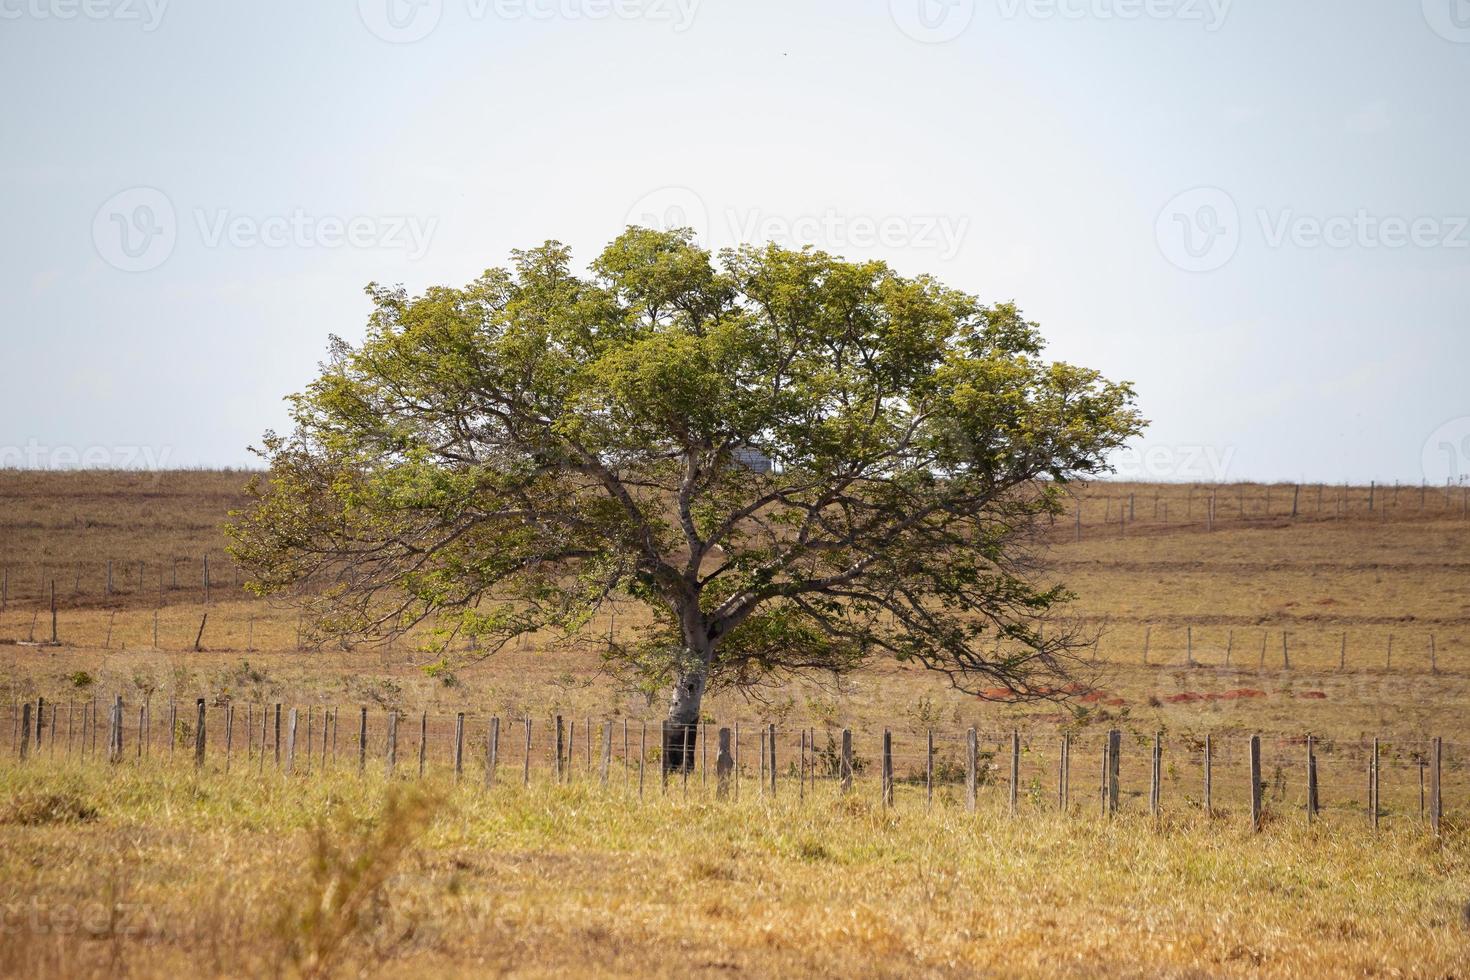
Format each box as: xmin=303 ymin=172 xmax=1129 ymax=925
xmin=2 ymin=469 xmax=1469 ymax=976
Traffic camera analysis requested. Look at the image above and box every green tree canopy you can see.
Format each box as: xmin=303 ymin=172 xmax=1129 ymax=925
xmin=228 ymin=227 xmax=1143 ymax=767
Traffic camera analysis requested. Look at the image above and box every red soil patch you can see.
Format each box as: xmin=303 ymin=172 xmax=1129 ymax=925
xmin=1295 ymin=691 xmax=1328 ymax=699
xmin=1165 ymin=692 xmax=1204 ymax=703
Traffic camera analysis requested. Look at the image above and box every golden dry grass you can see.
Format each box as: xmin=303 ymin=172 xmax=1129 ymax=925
xmin=1 ymin=758 xmax=1467 ymax=978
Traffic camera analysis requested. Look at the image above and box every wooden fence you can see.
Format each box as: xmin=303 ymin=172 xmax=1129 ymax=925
xmin=5 ymin=697 xmax=1457 ymax=835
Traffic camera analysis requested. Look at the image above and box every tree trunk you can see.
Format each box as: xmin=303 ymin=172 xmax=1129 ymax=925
xmin=662 ymin=658 xmax=707 ymax=774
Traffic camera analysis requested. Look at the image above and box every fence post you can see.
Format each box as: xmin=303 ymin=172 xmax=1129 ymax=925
xmin=1306 ymin=735 xmax=1318 ymax=821
xmin=273 ymin=704 xmax=282 ymax=767
xmin=554 ymin=715 xmax=564 ymax=783
xmin=111 ymin=695 xmax=124 ymax=763
xmin=1429 ymin=737 xmax=1442 ymax=836
xmin=1369 ymin=736 xmax=1380 ymax=831
xmin=386 ymin=711 xmax=398 ymax=777
xmin=417 ymin=712 xmax=428 ymax=779
xmin=1203 ymin=734 xmax=1213 ymax=816
xmin=1249 ymin=734 xmax=1263 ymax=831
xmin=1107 ymin=730 xmax=1121 ymax=815
xmin=1150 ymin=733 xmax=1162 ymax=816
xmin=965 ymin=727 xmax=978 ymax=812
xmin=881 ymin=729 xmax=893 ymax=808
xmin=716 ymin=727 xmax=733 ymax=799
xmin=1009 ymin=730 xmax=1020 ymax=814
xmin=522 ymin=717 xmax=532 ymax=786
xmin=285 ymin=708 xmax=298 ymax=773
xmin=19 ymin=702 xmax=31 ymax=761
xmin=194 ymin=698 xmax=206 ymax=768
xmin=454 ymin=712 xmax=465 ymax=782
xmin=841 ymin=728 xmax=853 ymax=795
xmin=225 ymin=704 xmax=234 ymax=772
xmin=1058 ymin=733 xmax=1070 ymax=811
xmin=358 ymin=707 xmax=367 ymax=775
xmin=486 ymin=716 xmax=500 ymax=786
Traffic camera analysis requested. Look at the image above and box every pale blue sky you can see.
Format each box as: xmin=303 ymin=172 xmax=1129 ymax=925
xmin=2 ymin=0 xmax=1467 ymax=482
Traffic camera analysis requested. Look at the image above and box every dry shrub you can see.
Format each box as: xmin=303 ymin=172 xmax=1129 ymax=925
xmin=277 ymin=784 xmax=443 ymax=978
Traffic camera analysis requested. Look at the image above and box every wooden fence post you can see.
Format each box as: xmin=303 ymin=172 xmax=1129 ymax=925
xmin=1009 ymin=730 xmax=1020 ymax=814
xmin=1203 ymin=734 xmax=1213 ymax=817
xmin=1150 ymin=733 xmax=1162 ymax=816
xmin=554 ymin=715 xmax=565 ymax=782
xmin=841 ymin=728 xmax=853 ymax=795
xmin=111 ymin=695 xmax=124 ymax=763
xmin=386 ymin=711 xmax=398 ymax=777
xmin=599 ymin=720 xmax=613 ymax=785
xmin=1369 ymin=737 xmax=1380 ymax=831
xmin=716 ymin=727 xmax=733 ymax=799
xmin=224 ymin=704 xmax=234 ymax=772
xmin=1249 ymin=734 xmax=1263 ymax=831
xmin=417 ymin=712 xmax=428 ymax=779
xmin=962 ymin=727 xmax=978 ymax=812
xmin=1058 ymin=733 xmax=1070 ymax=811
xmin=357 ymin=707 xmax=367 ymax=775
xmin=454 ymin=712 xmax=465 ymax=782
xmin=1107 ymin=729 xmax=1121 ymax=815
xmin=881 ymin=729 xmax=893 ymax=808
xmin=522 ymin=717 xmax=532 ymax=786
xmin=285 ymin=708 xmax=298 ymax=774
xmin=194 ymin=698 xmax=206 ymax=768
xmin=486 ymin=716 xmax=500 ymax=786
xmin=1429 ymin=737 xmax=1442 ymax=836
xmin=1306 ymin=735 xmax=1318 ymax=822
xmin=19 ymin=702 xmax=31 ymax=761
xmin=273 ymin=704 xmax=282 ymax=767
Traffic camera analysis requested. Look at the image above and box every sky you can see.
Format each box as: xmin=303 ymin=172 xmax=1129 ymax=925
xmin=1 ymin=0 xmax=1467 ymax=484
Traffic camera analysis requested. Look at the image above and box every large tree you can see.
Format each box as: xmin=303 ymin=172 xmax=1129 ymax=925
xmin=228 ymin=227 xmax=1142 ymax=769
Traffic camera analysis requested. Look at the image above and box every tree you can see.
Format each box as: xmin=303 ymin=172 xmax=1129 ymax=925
xmin=227 ymin=227 xmax=1143 ymax=770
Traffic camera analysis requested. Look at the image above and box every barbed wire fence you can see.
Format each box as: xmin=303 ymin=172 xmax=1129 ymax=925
xmin=4 ymin=698 xmax=1457 ymax=838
